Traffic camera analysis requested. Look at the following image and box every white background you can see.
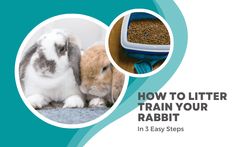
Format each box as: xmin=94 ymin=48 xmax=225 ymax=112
xmin=86 ymin=0 xmax=235 ymax=146
xmin=24 ymin=18 xmax=106 ymax=52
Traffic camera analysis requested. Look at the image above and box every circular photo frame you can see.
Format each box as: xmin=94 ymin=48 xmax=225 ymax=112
xmin=15 ymin=14 xmax=128 ymax=128
xmin=105 ymin=9 xmax=174 ymax=77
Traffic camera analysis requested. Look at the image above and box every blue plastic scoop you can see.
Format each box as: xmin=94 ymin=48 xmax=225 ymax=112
xmin=134 ymin=56 xmax=167 ymax=74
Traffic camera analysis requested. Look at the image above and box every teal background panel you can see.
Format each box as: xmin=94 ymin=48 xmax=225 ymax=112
xmin=0 ymin=0 xmax=159 ymax=146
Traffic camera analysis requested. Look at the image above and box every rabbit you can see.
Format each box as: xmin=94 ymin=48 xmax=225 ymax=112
xmin=19 ymin=29 xmax=85 ymax=109
xmin=80 ymin=44 xmax=125 ymax=107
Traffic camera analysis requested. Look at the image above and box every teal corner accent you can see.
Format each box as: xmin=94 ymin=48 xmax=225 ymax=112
xmin=68 ymin=0 xmax=188 ymax=146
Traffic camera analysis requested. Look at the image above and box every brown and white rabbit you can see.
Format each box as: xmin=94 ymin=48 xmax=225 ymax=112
xmin=19 ymin=29 xmax=85 ymax=109
xmin=80 ymin=44 xmax=124 ymax=107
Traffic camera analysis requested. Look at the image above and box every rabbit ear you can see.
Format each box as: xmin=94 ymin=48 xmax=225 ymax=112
xmin=68 ymin=39 xmax=81 ymax=85
xmin=111 ymin=67 xmax=118 ymax=103
xmin=19 ymin=43 xmax=39 ymax=89
xmin=111 ymin=67 xmax=124 ymax=103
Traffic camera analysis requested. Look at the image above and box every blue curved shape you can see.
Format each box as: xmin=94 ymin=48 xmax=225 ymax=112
xmin=68 ymin=0 xmax=188 ymax=146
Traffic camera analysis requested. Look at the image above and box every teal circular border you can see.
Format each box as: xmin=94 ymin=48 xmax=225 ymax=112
xmin=68 ymin=0 xmax=188 ymax=146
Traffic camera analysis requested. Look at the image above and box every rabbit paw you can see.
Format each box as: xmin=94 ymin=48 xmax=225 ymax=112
xmin=63 ymin=95 xmax=85 ymax=108
xmin=28 ymin=94 xmax=49 ymax=109
xmin=89 ymin=98 xmax=106 ymax=108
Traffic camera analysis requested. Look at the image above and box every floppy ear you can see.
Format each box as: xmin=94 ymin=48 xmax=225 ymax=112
xmin=19 ymin=43 xmax=38 ymax=89
xmin=67 ymin=39 xmax=81 ymax=85
xmin=111 ymin=67 xmax=124 ymax=103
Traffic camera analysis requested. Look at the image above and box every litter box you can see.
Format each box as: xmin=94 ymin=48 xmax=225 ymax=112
xmin=120 ymin=12 xmax=171 ymax=74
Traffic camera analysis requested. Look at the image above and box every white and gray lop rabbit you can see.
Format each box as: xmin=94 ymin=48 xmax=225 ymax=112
xmin=19 ymin=29 xmax=85 ymax=109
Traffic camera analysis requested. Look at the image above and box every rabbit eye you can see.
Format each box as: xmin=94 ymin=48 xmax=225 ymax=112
xmin=55 ymin=43 xmax=67 ymax=56
xmin=59 ymin=46 xmax=66 ymax=53
xmin=101 ymin=65 xmax=109 ymax=73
